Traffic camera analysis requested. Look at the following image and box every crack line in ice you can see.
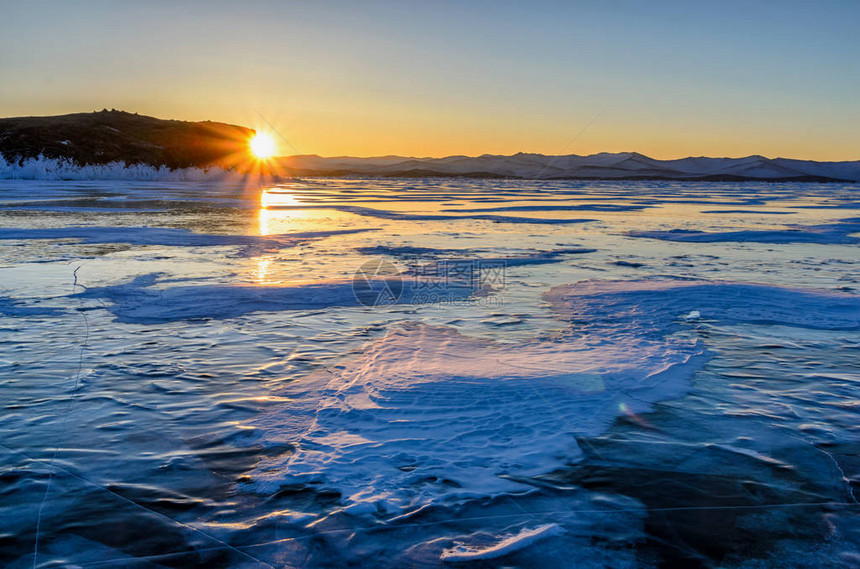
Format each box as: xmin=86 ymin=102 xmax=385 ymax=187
xmin=32 ymin=263 xmax=91 ymax=569
xmin=816 ymin=445 xmax=858 ymax=504
xmin=776 ymin=428 xmax=859 ymax=505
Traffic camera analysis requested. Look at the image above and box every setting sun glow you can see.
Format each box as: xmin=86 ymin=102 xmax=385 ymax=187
xmin=249 ymin=133 xmax=276 ymax=159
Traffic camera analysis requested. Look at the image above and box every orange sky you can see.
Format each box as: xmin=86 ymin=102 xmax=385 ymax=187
xmin=1 ymin=2 xmax=858 ymax=161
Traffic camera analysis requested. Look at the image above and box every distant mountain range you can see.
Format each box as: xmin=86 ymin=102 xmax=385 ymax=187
xmin=279 ymin=152 xmax=860 ymax=182
xmin=1 ymin=111 xmax=858 ymax=181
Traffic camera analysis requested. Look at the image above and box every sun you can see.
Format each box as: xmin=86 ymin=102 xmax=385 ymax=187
xmin=249 ymin=133 xmax=276 ymax=159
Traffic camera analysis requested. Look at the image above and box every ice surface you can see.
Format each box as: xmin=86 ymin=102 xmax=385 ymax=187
xmin=442 ymin=203 xmax=649 ymax=212
xmin=357 ymin=245 xmax=598 ymax=272
xmin=629 ymin=217 xmax=860 ymax=244
xmin=0 ymin=226 xmax=376 ymax=253
xmin=701 ymin=209 xmax=798 ymax=215
xmin=265 ymin=204 xmax=597 ymax=224
xmin=429 ymin=248 xmax=597 ymax=269
xmin=3 ymin=178 xmax=859 ymax=567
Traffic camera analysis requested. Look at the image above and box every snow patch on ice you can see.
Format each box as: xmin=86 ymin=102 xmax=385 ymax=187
xmin=248 ymin=322 xmax=706 ymax=510
xmin=245 ymin=279 xmax=860 ymax=516
xmin=440 ymin=523 xmax=565 ymax=561
xmin=545 ymin=279 xmax=860 ymax=332
xmin=76 ymin=273 xmax=480 ymax=323
xmin=0 ymin=297 xmax=62 ymax=317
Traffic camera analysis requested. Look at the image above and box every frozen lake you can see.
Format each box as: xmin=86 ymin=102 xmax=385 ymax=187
xmin=0 ymin=178 xmax=858 ymax=568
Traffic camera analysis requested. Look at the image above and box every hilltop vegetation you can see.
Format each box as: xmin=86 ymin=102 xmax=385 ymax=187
xmin=0 ymin=110 xmax=253 ymax=169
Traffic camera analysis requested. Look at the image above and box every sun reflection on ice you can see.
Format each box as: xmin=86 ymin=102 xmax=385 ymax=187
xmin=259 ymin=189 xmax=298 ymax=237
xmin=256 ymin=256 xmax=272 ymax=284
xmin=260 ymin=188 xmax=298 ymax=210
xmin=258 ymin=207 xmax=272 ymax=236
xmin=258 ymin=207 xmax=309 ymax=236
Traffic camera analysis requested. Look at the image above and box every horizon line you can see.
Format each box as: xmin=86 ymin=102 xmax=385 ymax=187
xmin=3 ymin=109 xmax=857 ymax=164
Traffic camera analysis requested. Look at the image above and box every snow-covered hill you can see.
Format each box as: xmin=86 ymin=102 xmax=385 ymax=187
xmin=279 ymin=152 xmax=860 ymax=182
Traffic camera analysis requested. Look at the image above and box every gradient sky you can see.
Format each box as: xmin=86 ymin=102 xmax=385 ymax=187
xmin=1 ymin=0 xmax=858 ymax=160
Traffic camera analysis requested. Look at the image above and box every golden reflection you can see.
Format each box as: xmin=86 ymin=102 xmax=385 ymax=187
xmin=259 ymin=190 xmax=313 ymax=236
xmin=255 ymin=255 xmax=272 ymax=284
xmin=260 ymin=189 xmax=298 ymax=210
xmin=259 ymin=207 xmax=270 ymax=236
xmin=258 ymin=188 xmax=368 ymax=237
xmin=257 ymin=207 xmax=285 ymax=236
xmin=259 ymin=206 xmax=321 ymax=235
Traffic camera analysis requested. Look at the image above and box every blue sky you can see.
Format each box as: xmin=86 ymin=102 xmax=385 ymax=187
xmin=1 ymin=0 xmax=857 ymax=159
